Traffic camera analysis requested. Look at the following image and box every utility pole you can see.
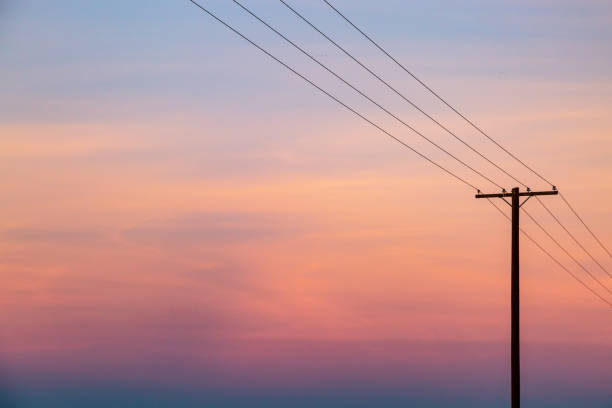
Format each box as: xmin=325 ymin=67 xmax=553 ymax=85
xmin=476 ymin=187 xmax=558 ymax=408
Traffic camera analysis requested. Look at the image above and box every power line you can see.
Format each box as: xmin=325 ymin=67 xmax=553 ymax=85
xmin=487 ymin=199 xmax=612 ymax=308
xmin=322 ymin=0 xmax=553 ymax=188
xmin=560 ymin=192 xmax=612 ymax=258
xmin=321 ymin=0 xmax=611 ymax=272
xmin=188 ymin=0 xmax=610 ymax=311
xmin=230 ymin=0 xmax=503 ymax=190
xmin=277 ymin=0 xmax=526 ymax=189
xmin=187 ymin=0 xmax=479 ymax=191
xmin=521 ymin=207 xmax=612 ymax=296
xmin=535 ymin=196 xmax=611 ymax=278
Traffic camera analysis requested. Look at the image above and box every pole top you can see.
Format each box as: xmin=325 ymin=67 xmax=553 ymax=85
xmin=475 ymin=189 xmax=558 ymax=199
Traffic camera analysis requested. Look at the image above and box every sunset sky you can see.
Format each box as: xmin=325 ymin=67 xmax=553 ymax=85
xmin=1 ymin=0 xmax=611 ymax=406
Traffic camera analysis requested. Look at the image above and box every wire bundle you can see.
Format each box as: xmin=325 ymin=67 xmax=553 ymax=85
xmin=187 ymin=0 xmax=611 ymax=308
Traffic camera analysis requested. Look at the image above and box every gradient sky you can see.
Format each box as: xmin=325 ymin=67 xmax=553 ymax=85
xmin=1 ymin=0 xmax=611 ymax=407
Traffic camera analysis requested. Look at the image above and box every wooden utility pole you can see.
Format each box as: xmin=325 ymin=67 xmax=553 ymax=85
xmin=476 ymin=187 xmax=558 ymax=408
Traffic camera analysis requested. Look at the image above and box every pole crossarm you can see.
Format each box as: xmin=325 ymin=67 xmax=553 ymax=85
xmin=475 ymin=190 xmax=558 ymax=199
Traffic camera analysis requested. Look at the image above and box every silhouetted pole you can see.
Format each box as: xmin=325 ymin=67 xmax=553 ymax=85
xmin=476 ymin=187 xmax=558 ymax=408
xmin=511 ymin=187 xmax=520 ymax=408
